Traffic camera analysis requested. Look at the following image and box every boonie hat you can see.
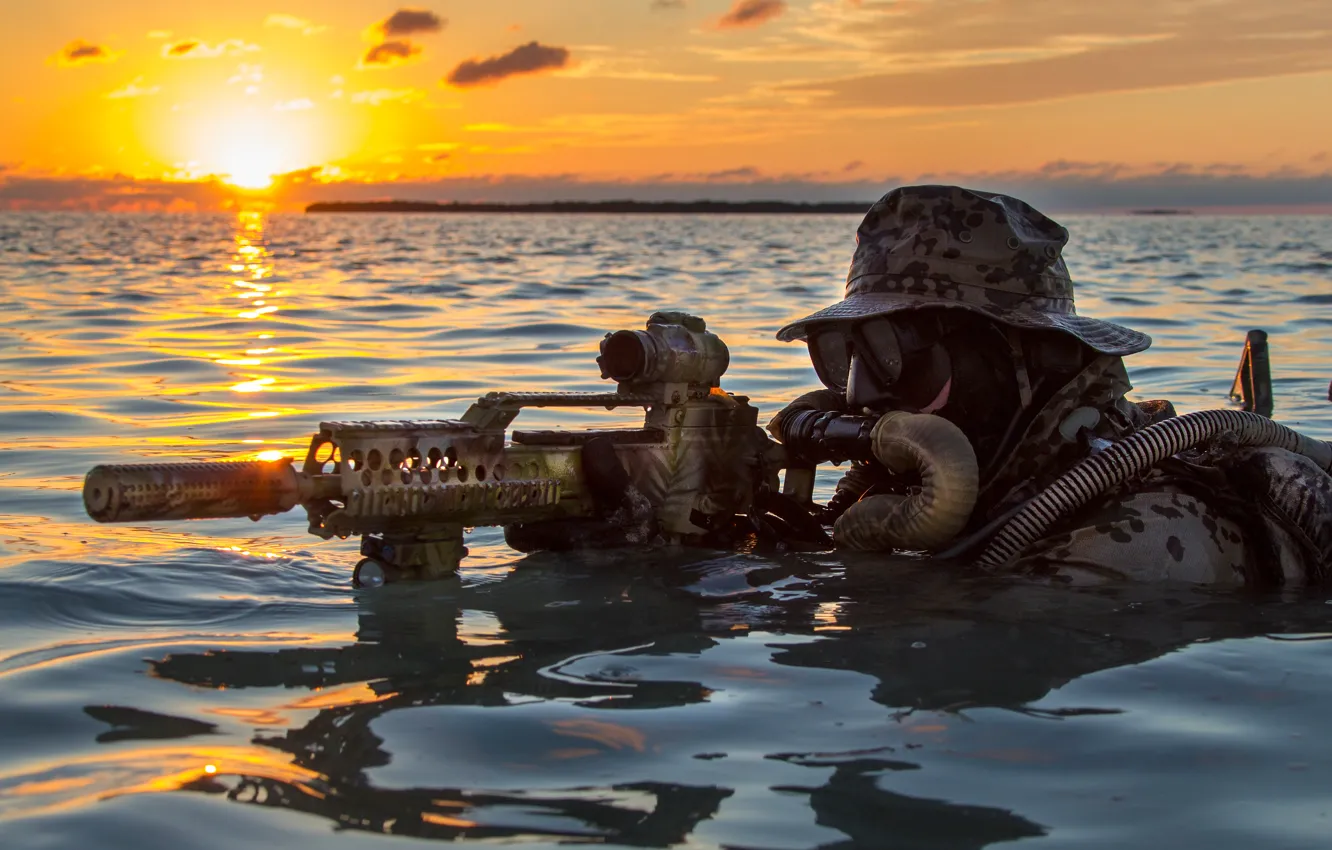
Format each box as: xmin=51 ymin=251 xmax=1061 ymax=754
xmin=776 ymin=185 xmax=1151 ymax=356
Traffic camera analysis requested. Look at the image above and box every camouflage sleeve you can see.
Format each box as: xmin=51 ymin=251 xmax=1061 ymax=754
xmin=1011 ymin=486 xmax=1252 ymax=586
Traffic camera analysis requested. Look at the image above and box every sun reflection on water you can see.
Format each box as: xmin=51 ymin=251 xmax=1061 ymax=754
xmin=226 ymin=212 xmax=279 ymax=395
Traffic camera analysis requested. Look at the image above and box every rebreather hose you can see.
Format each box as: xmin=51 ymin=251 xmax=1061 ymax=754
xmin=976 ymin=409 xmax=1332 ymax=569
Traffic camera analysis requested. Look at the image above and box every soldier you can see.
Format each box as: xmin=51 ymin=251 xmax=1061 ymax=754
xmin=770 ymin=185 xmax=1332 ymax=586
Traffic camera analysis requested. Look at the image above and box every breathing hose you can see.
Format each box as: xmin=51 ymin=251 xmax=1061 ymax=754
xmin=976 ymin=409 xmax=1332 ymax=568
xmin=833 ymin=411 xmax=979 ymax=551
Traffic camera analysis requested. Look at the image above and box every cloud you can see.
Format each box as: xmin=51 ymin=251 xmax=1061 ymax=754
xmin=361 ymin=40 xmax=422 ymax=67
xmin=370 ymin=8 xmax=445 ymax=39
xmin=227 ymin=64 xmax=264 ymax=85
xmin=273 ymin=98 xmax=315 ymax=111
xmin=106 ymin=78 xmax=160 ymax=99
xmin=651 ymin=0 xmax=687 ymax=8
xmin=558 ymin=55 xmax=718 ymax=82
xmin=162 ymin=39 xmax=260 ymax=59
xmin=52 ymin=40 xmax=120 ymax=67
xmin=0 ymin=174 xmax=236 ymax=212
xmin=446 ymin=41 xmax=571 ymax=87
xmin=264 ymin=14 xmax=326 ymax=35
xmin=774 ymin=0 xmax=1332 ymax=111
xmin=284 ymin=164 xmax=1332 ymax=211
xmin=350 ymin=88 xmax=425 ymax=105
xmin=5 ymin=163 xmax=1332 ymax=212
xmin=715 ymin=0 xmax=787 ymax=30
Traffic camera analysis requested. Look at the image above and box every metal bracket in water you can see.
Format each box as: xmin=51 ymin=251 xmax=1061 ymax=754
xmin=1229 ymin=329 xmax=1273 ymax=417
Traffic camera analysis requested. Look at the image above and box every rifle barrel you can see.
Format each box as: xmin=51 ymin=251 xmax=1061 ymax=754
xmin=84 ymin=459 xmax=307 ymax=523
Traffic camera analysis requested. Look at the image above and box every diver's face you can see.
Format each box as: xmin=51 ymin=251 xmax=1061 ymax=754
xmin=845 ymin=340 xmax=952 ymax=414
xmin=808 ymin=311 xmax=1022 ymax=459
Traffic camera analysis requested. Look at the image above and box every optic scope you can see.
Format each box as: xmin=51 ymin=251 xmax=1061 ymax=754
xmin=597 ymin=311 xmax=730 ymax=387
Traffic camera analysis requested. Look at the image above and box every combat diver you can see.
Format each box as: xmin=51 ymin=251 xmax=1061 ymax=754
xmin=769 ymin=185 xmax=1332 ymax=586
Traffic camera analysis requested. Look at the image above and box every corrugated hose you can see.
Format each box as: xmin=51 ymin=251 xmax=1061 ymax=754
xmin=976 ymin=409 xmax=1332 ymax=568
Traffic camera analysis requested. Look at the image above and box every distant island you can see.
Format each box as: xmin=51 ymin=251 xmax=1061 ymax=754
xmin=306 ymin=200 xmax=872 ymax=214
xmin=1128 ymin=208 xmax=1195 ymax=215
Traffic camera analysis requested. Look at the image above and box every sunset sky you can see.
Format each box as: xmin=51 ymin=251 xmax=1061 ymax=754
xmin=4 ymin=0 xmax=1331 ymax=210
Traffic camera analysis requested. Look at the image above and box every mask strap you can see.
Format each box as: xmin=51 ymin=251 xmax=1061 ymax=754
xmin=1005 ymin=327 xmax=1034 ymax=410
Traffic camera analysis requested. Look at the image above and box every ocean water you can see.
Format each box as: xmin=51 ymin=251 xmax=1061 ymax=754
xmin=1 ymin=210 xmax=1330 ymax=849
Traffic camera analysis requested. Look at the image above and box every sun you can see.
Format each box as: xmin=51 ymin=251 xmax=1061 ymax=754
xmin=226 ymin=164 xmax=275 ymax=190
xmin=182 ymin=108 xmax=310 ymax=192
xmin=217 ymin=135 xmax=283 ymax=190
xmin=155 ymin=96 xmax=361 ymax=195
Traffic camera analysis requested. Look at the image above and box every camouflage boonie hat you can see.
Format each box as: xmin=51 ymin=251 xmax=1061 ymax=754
xmin=776 ymin=185 xmax=1151 ymax=356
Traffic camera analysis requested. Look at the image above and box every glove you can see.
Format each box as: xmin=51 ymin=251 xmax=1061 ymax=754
xmin=766 ymin=388 xmax=848 ymax=442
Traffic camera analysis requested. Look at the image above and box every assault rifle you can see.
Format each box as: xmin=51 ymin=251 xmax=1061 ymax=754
xmin=84 ymin=312 xmax=832 ymax=586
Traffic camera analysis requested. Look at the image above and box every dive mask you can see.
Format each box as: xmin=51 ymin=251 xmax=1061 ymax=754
xmin=807 ymin=314 xmax=953 ymax=412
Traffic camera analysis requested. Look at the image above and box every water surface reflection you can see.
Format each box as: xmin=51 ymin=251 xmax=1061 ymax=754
xmin=1 ymin=211 xmax=1330 ymax=849
xmin=79 ymin=554 xmax=1328 ymax=848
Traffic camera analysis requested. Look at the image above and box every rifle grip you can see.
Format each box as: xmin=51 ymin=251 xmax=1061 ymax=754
xmin=581 ymin=436 xmax=632 ymax=516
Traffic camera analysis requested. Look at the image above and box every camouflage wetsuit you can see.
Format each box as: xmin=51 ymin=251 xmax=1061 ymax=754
xmin=781 ymin=374 xmax=1332 ymax=587
xmin=772 ymin=185 xmax=1332 ymax=587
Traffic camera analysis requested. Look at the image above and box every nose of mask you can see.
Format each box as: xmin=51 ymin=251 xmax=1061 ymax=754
xmin=846 ymin=347 xmax=952 ymax=413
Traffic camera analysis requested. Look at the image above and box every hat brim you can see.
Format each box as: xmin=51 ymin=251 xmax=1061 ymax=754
xmin=776 ymin=291 xmax=1151 ymax=357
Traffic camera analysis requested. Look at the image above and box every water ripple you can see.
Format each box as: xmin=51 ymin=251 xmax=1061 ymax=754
xmin=1 ymin=210 xmax=1331 ymax=848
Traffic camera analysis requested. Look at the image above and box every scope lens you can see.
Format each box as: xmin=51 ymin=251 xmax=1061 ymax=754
xmin=600 ymin=331 xmax=648 ymax=381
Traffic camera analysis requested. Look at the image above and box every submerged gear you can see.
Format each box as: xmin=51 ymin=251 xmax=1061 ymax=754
xmin=776 ymin=185 xmax=1150 ymax=357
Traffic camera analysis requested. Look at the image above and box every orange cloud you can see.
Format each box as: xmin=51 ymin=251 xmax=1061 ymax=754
xmin=162 ymin=39 xmax=260 ymax=59
xmin=445 ymin=41 xmax=571 ymax=88
xmin=361 ymin=40 xmax=422 ymax=67
xmin=780 ymin=31 xmax=1332 ymax=111
xmin=52 ymin=40 xmax=120 ymax=67
xmin=370 ymin=8 xmax=445 ymax=39
xmin=776 ymin=0 xmax=1332 ymax=109
xmin=715 ymin=0 xmax=787 ymax=29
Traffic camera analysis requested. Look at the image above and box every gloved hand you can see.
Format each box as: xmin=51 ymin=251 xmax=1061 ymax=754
xmin=765 ymin=388 xmax=848 ymax=442
xmin=768 ymin=388 xmax=894 ymax=524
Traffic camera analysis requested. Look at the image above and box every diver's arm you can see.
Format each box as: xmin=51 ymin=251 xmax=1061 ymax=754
xmin=768 ymin=389 xmax=892 ymax=523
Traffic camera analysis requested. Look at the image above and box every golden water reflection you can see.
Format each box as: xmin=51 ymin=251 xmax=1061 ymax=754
xmin=217 ymin=210 xmax=310 ymax=459
xmin=226 ymin=211 xmax=279 ymax=397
